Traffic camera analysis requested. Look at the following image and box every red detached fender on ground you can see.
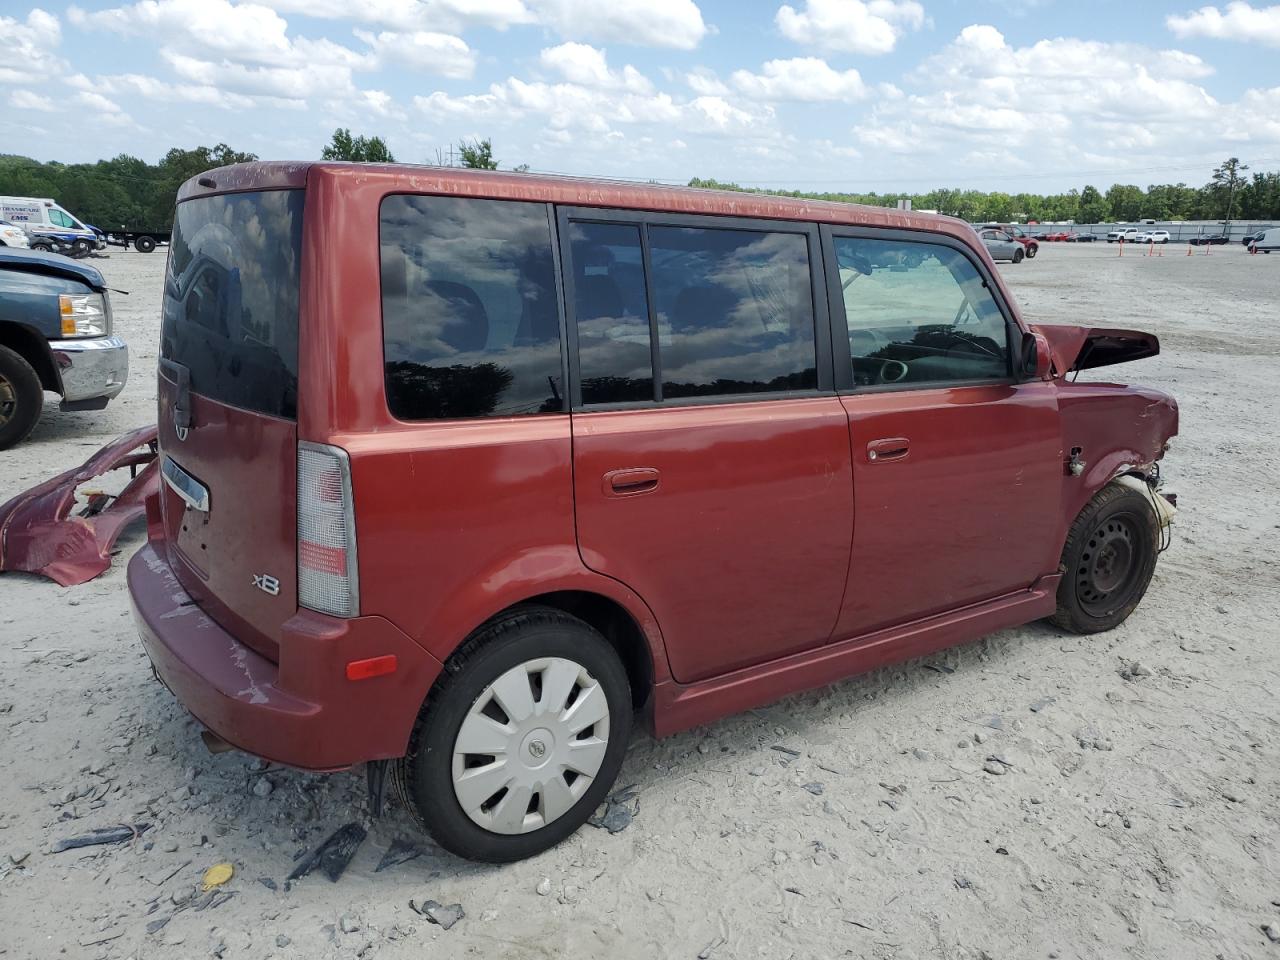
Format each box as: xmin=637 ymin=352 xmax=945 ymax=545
xmin=0 ymin=424 xmax=159 ymax=586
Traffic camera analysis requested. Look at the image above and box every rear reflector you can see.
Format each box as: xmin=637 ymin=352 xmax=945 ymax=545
xmin=297 ymin=442 xmax=359 ymax=617
xmin=346 ymin=655 xmax=398 ymax=681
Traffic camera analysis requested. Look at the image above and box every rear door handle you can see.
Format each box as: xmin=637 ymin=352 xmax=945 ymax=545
xmin=603 ymin=467 xmax=660 ymax=497
xmin=867 ymin=437 xmax=910 ymax=462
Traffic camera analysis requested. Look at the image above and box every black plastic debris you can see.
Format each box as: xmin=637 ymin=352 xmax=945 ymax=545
xmin=411 ymin=899 xmax=464 ymax=930
xmin=588 ymin=785 xmax=639 ymax=834
xmin=287 ymin=823 xmax=367 ymax=882
xmin=375 ymin=837 xmax=424 ymax=873
xmin=770 ymin=745 xmax=801 ymax=758
xmin=52 ymin=823 xmax=150 ymax=853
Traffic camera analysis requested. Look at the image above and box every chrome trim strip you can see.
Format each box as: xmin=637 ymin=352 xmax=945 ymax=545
xmin=161 ymin=456 xmax=209 ymax=513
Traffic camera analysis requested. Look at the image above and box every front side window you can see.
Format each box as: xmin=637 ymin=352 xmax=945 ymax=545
xmin=380 ymin=196 xmax=563 ymax=420
xmin=50 ymin=209 xmax=76 ymax=228
xmin=834 ymin=236 xmax=1009 ymax=387
xmin=569 ymin=219 xmax=818 ymax=405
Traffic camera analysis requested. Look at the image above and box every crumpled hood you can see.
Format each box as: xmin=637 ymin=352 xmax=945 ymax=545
xmin=1030 ymin=324 xmax=1160 ymax=377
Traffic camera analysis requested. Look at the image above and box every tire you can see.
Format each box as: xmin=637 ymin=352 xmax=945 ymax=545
xmin=395 ymin=606 xmax=632 ymax=862
xmin=1051 ymin=483 xmax=1160 ymax=634
xmin=134 ymin=235 xmax=157 ymax=253
xmin=0 ymin=344 xmax=44 ymax=450
xmin=1025 ymin=245 xmax=1037 ymax=259
xmin=1012 ymin=248 xmax=1024 ymax=263
xmin=71 ymin=239 xmax=92 ymax=258
xmin=30 ymin=240 xmax=54 ymax=253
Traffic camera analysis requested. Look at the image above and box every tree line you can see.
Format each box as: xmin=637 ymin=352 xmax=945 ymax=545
xmin=2 ymin=136 xmax=1275 ymax=232
xmin=690 ymin=158 xmax=1279 ymax=224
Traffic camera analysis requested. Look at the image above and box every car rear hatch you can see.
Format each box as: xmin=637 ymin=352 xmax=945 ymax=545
xmin=156 ymin=188 xmax=305 ymax=662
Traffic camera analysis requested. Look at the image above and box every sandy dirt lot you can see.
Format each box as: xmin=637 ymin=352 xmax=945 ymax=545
xmin=1 ymin=243 xmax=1277 ymax=960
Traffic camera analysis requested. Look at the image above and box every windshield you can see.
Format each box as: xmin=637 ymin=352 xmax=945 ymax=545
xmin=160 ymin=189 xmax=304 ymax=419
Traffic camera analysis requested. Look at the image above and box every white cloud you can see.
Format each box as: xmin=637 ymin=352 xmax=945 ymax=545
xmin=1168 ymin=2 xmax=1280 ymax=47
xmin=75 ymin=90 xmax=124 ymax=114
xmin=853 ymin=26 xmax=1229 ymax=166
xmin=539 ymin=43 xmax=653 ymax=92
xmin=0 ymin=8 xmax=65 ymax=83
xmin=528 ymin=0 xmax=708 ymax=50
xmin=162 ymin=50 xmax=344 ymax=103
xmin=68 ymin=71 xmax=257 ymax=108
xmin=416 ymin=74 xmax=771 ymax=138
xmin=732 ymin=57 xmax=867 ymax=101
xmin=9 ymin=89 xmax=58 ymax=111
xmin=357 ymin=30 xmax=475 ymax=78
xmin=255 ymin=0 xmax=534 ymax=32
xmin=685 ymin=68 xmax=728 ymax=96
xmin=775 ymin=0 xmax=925 ymax=55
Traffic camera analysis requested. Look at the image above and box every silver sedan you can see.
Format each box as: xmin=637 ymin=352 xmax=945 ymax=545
xmin=978 ymin=228 xmax=1025 ymax=263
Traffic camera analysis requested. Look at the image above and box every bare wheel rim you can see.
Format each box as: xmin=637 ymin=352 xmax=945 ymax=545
xmin=0 ymin=374 xmax=15 ymax=426
xmin=451 ymin=656 xmax=611 ymax=835
xmin=1077 ymin=511 xmax=1148 ymax=616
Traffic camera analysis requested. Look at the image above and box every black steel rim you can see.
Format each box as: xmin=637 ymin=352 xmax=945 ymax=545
xmin=1077 ymin=512 xmax=1148 ymax=616
xmin=0 ymin=373 xmax=15 ymax=426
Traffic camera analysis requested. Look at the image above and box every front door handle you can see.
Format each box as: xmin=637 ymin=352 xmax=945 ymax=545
xmin=867 ymin=437 xmax=910 ymax=462
xmin=603 ymin=467 xmax=660 ymax=497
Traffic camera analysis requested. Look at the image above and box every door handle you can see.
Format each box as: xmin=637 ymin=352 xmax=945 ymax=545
xmin=867 ymin=437 xmax=910 ymax=462
xmin=603 ymin=467 xmax=660 ymax=497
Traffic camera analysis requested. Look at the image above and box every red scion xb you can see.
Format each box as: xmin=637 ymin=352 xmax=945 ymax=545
xmin=128 ymin=162 xmax=1178 ymax=862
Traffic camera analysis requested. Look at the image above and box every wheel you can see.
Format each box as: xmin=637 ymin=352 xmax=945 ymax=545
xmin=1012 ymin=248 xmax=1024 ymax=263
xmin=395 ymin=606 xmax=632 ymax=862
xmin=1051 ymin=483 xmax=1159 ymax=634
xmin=134 ymin=235 xmax=157 ymax=253
xmin=71 ymin=238 xmax=92 ymax=258
xmin=30 ymin=240 xmax=54 ymax=253
xmin=1025 ymin=245 xmax=1037 ymax=259
xmin=0 ymin=345 xmax=44 ymax=450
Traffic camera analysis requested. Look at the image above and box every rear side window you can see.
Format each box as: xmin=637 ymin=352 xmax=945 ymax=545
xmin=161 ymin=190 xmax=304 ymax=419
xmin=834 ymin=236 xmax=1009 ymax=387
xmin=568 ymin=219 xmax=818 ymax=404
xmin=380 ymin=196 xmax=563 ymax=420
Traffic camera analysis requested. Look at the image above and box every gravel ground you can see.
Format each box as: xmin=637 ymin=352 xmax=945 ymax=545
xmin=1 ymin=243 xmax=1277 ymax=960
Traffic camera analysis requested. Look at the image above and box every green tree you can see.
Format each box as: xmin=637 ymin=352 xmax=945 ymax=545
xmin=321 ymin=128 xmax=395 ymax=162
xmin=1208 ymin=156 xmax=1249 ymax=220
xmin=1077 ymin=185 xmax=1108 ymax=223
xmin=457 ymin=138 xmax=498 ymax=170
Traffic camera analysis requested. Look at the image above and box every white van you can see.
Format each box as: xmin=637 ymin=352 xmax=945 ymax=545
xmin=1249 ymin=228 xmax=1280 ymax=253
xmin=0 ymin=196 xmax=100 ymax=253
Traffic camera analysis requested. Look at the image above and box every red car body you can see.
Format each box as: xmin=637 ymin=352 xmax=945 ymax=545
xmin=129 ymin=163 xmax=1178 ymax=773
xmin=983 ymin=223 xmax=1039 ymax=255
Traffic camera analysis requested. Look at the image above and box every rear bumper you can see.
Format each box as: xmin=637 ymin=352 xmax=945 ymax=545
xmin=52 ymin=336 xmax=128 ymax=404
xmin=128 ymin=538 xmax=443 ymax=771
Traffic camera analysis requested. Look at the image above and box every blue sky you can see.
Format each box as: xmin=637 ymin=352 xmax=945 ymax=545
xmin=3 ymin=0 xmax=1279 ymax=191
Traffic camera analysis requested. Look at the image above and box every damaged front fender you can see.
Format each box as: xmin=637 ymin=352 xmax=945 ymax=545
xmin=0 ymin=424 xmax=159 ymax=586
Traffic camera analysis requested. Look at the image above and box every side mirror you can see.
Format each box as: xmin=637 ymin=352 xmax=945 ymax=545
xmin=1021 ymin=331 xmax=1053 ymax=380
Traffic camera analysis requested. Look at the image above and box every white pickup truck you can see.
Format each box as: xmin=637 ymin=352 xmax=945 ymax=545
xmin=1106 ymin=228 xmax=1141 ymax=243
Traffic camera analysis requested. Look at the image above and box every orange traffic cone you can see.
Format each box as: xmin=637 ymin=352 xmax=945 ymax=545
xmin=1118 ymin=238 xmax=1124 ymax=257
xmin=1187 ymin=243 xmax=1193 ymax=256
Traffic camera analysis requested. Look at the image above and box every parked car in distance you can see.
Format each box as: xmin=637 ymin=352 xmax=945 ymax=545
xmin=1066 ymin=233 xmax=1098 ymax=242
xmin=1145 ymin=231 xmax=1171 ymax=244
xmin=1248 ymin=227 xmax=1280 ymax=253
xmin=982 ymin=224 xmax=1038 ymax=258
xmin=1045 ymin=231 xmax=1072 ymax=242
xmin=0 ymin=248 xmax=128 ymax=449
xmin=978 ymin=227 xmax=1025 ymax=262
xmin=0 ymin=219 xmax=30 ymax=249
xmin=1107 ymin=228 xmax=1140 ymax=243
xmin=1241 ymin=230 xmax=1274 ymax=246
xmin=129 ymin=162 xmax=1178 ymax=862
xmin=1188 ymin=234 xmax=1229 ymax=246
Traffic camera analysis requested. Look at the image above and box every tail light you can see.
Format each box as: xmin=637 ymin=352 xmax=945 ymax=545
xmin=297 ymin=442 xmax=359 ymax=617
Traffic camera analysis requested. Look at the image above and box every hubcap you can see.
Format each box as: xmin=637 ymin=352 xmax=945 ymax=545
xmin=1077 ymin=515 xmax=1142 ymax=615
xmin=451 ymin=657 xmax=610 ymax=835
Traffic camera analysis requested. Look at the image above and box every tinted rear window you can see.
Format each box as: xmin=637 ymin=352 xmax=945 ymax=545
xmin=161 ymin=190 xmax=304 ymax=419
xmin=380 ymin=196 xmax=563 ymax=420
